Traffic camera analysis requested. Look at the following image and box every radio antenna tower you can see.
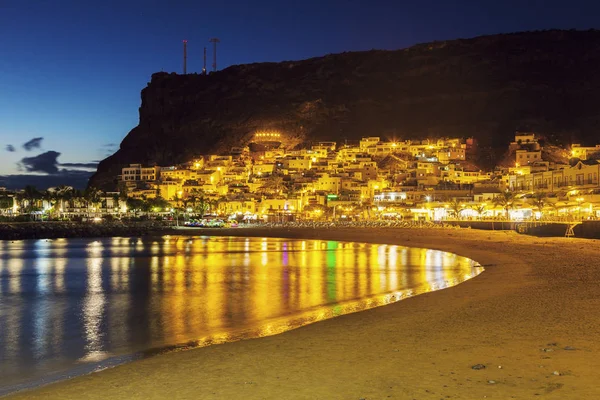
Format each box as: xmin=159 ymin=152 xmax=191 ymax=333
xmin=182 ymin=40 xmax=188 ymax=74
xmin=209 ymin=38 xmax=220 ymax=72
xmin=202 ymin=47 xmax=207 ymax=75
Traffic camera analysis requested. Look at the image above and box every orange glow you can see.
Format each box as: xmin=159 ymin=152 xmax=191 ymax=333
xmin=254 ymin=131 xmax=282 ymax=138
xmin=0 ymin=237 xmax=482 ymax=381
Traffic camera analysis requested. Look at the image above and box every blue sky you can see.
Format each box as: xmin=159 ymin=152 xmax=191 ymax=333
xmin=0 ymin=0 xmax=599 ymax=188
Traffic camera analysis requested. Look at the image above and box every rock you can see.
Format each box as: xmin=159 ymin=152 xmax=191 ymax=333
xmin=564 ymin=346 xmax=576 ymax=351
xmin=488 ymin=380 xmax=496 ymax=384
xmin=498 ymin=365 xmax=502 ymax=369
xmin=553 ymin=371 xmax=561 ymax=376
xmin=471 ymin=364 xmax=486 ymax=370
xmin=89 ymin=30 xmax=600 ymax=190
xmin=542 ymin=348 xmax=554 ymax=352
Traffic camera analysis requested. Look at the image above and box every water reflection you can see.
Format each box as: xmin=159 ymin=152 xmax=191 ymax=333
xmin=0 ymin=236 xmax=482 ymax=394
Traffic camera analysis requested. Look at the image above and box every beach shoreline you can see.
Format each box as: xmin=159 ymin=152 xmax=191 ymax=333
xmin=6 ymin=227 xmax=600 ymax=399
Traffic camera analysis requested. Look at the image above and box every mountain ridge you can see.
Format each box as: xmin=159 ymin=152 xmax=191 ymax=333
xmin=90 ymin=29 xmax=600 ymax=190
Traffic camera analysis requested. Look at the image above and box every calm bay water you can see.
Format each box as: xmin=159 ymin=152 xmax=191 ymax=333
xmin=0 ymin=235 xmax=482 ymax=395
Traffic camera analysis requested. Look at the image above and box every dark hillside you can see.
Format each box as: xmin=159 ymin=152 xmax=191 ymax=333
xmin=90 ymin=30 xmax=600 ymax=189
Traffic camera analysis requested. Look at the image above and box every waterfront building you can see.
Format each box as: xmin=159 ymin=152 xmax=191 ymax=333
xmin=571 ymin=144 xmax=600 ymax=160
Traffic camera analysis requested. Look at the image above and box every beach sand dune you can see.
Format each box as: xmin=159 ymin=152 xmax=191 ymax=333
xmin=7 ymin=228 xmax=600 ymax=399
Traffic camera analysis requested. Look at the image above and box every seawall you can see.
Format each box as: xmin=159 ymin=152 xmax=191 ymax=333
xmin=445 ymin=220 xmax=600 ymax=239
xmin=0 ymin=221 xmax=172 ymax=241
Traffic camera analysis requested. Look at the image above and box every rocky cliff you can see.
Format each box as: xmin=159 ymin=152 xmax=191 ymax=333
xmin=90 ymin=29 xmax=600 ymax=190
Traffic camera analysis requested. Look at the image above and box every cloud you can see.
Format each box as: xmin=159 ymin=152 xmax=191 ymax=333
xmin=23 ymin=137 xmax=43 ymax=151
xmin=19 ymin=151 xmax=60 ymax=174
xmin=6 ymin=144 xmax=15 ymax=152
xmin=102 ymin=143 xmax=117 ymax=148
xmin=5 ymin=149 xmax=97 ymax=189
xmin=0 ymin=170 xmax=93 ymax=190
xmin=59 ymin=162 xmax=99 ymax=169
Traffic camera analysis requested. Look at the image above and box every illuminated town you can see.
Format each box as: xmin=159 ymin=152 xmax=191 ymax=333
xmin=4 ymin=1 xmax=600 ymax=394
xmin=2 ymin=131 xmax=599 ymax=223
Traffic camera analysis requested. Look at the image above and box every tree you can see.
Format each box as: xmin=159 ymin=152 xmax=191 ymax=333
xmin=170 ymin=192 xmax=183 ymax=208
xmin=449 ymin=199 xmax=465 ymax=219
xmin=22 ymin=185 xmax=41 ymax=212
xmin=69 ymin=189 xmax=85 ymax=210
xmin=261 ymin=175 xmax=286 ymax=195
xmin=55 ymin=185 xmax=73 ymax=217
xmin=188 ymin=188 xmax=204 ymax=212
xmin=493 ymin=190 xmax=517 ymax=218
xmin=112 ymin=193 xmax=121 ymax=213
xmin=42 ymin=190 xmax=58 ymax=218
xmin=84 ymin=187 xmax=103 ymax=213
xmin=195 ymin=195 xmax=211 ymax=216
xmin=530 ymin=191 xmax=548 ymax=215
xmin=475 ymin=203 xmax=488 ymax=219
xmin=118 ymin=183 xmax=129 ymax=201
xmin=126 ymin=198 xmax=146 ymax=215
xmin=0 ymin=196 xmax=13 ymax=212
xmin=147 ymin=197 xmax=170 ymax=212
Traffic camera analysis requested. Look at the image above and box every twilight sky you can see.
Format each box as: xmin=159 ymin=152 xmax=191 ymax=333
xmin=1 ymin=0 xmax=599 ymax=189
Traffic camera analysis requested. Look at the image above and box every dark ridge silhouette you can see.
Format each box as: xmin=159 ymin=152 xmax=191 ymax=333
xmin=90 ymin=29 xmax=600 ymax=190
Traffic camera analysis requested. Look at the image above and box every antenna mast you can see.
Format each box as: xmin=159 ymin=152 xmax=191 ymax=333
xmin=182 ymin=40 xmax=188 ymax=74
xmin=202 ymin=47 xmax=207 ymax=75
xmin=209 ymin=38 xmax=220 ymax=72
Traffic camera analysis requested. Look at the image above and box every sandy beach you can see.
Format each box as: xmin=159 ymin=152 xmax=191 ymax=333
xmin=6 ymin=227 xmax=600 ymax=399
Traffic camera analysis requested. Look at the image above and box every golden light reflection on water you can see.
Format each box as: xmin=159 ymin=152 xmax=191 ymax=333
xmin=0 ymin=236 xmax=482 ymax=393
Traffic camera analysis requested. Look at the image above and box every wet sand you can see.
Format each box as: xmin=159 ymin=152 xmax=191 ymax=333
xmin=6 ymin=227 xmax=600 ymax=399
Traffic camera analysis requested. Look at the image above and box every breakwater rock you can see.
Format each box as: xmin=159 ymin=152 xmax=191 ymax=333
xmin=0 ymin=221 xmax=172 ymax=241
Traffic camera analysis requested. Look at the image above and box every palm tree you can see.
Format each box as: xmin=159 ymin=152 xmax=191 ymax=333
xmin=530 ymin=191 xmax=548 ymax=217
xmin=14 ymin=192 xmax=25 ymax=213
xmin=22 ymin=185 xmax=41 ymax=213
xmin=475 ymin=203 xmax=488 ymax=219
xmin=493 ymin=190 xmax=517 ymax=219
xmin=195 ymin=195 xmax=210 ymax=217
xmin=84 ymin=187 xmax=103 ymax=215
xmin=112 ymin=193 xmax=121 ymax=215
xmin=0 ymin=195 xmax=13 ymax=214
xmin=71 ymin=189 xmax=86 ymax=211
xmin=170 ymin=192 xmax=183 ymax=209
xmin=449 ymin=198 xmax=465 ymax=219
xmin=118 ymin=183 xmax=129 ymax=201
xmin=42 ymin=190 xmax=58 ymax=219
xmin=55 ymin=185 xmax=73 ymax=218
xmin=188 ymin=188 xmax=204 ymax=213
